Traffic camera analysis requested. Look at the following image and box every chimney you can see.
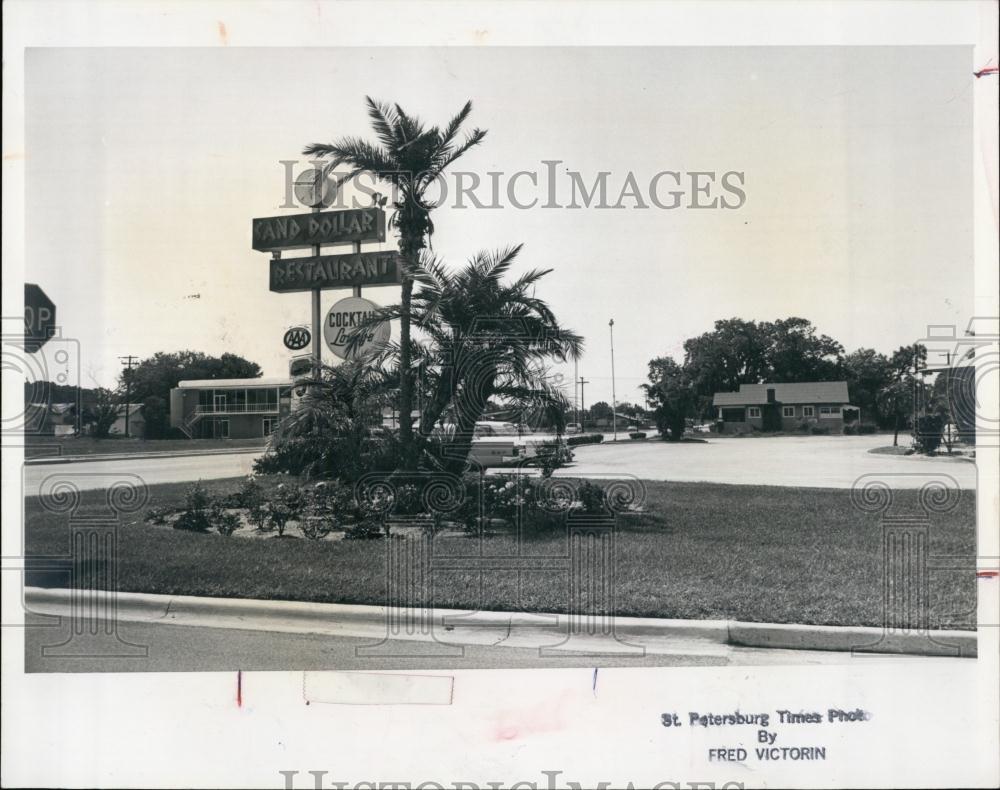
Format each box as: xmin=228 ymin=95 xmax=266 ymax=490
xmin=766 ymin=387 xmax=776 ymax=403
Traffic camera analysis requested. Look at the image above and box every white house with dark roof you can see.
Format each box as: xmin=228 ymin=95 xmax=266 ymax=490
xmin=712 ymin=381 xmax=857 ymax=433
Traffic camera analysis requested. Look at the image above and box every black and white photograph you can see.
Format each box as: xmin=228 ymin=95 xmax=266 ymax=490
xmin=3 ymin=2 xmax=998 ymax=788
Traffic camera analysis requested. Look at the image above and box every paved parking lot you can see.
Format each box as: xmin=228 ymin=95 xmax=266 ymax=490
xmin=558 ymin=434 xmax=978 ymax=489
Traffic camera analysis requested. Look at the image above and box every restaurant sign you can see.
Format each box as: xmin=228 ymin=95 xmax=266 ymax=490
xmin=270 ymin=251 xmax=403 ymax=293
xmin=323 ymin=296 xmax=391 ymax=360
xmin=252 ymin=208 xmax=385 ymax=251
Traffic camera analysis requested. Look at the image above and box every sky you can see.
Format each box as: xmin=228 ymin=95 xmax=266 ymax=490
xmin=26 ymin=46 xmax=973 ymax=405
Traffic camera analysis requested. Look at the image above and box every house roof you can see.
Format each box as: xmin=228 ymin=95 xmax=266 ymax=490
xmin=713 ymin=381 xmax=850 ymax=406
xmin=177 ymin=377 xmax=292 ymax=389
xmin=116 ymin=403 xmax=145 ymax=417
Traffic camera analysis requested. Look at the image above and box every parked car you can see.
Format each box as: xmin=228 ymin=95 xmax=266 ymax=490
xmin=432 ymin=421 xmax=567 ymax=467
xmin=565 ymin=422 xmax=583 ymax=434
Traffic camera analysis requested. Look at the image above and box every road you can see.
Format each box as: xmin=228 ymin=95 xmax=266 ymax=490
xmin=23 ymin=435 xmax=976 ymax=495
xmin=22 ymin=614 xmax=960 ymax=673
xmin=560 ymin=434 xmax=977 ymax=489
xmin=24 ymin=451 xmax=260 ymax=495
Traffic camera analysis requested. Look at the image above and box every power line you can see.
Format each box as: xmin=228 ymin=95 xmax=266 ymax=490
xmin=119 ymin=355 xmax=140 ymax=438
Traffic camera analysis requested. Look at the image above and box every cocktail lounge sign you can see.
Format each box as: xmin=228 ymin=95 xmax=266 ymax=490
xmin=252 ymin=208 xmax=385 ymax=251
xmin=270 ymin=251 xmax=402 ymax=293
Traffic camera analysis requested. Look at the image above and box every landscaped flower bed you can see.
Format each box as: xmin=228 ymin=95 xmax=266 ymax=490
xmin=143 ymin=474 xmax=627 ymax=541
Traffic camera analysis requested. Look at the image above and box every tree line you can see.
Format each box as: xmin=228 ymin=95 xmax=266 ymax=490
xmin=643 ymin=317 xmax=931 ymax=442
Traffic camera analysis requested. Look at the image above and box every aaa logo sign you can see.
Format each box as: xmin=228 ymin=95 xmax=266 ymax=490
xmin=283 ymin=326 xmax=311 ymax=351
xmin=323 ymin=296 xmax=390 ymax=360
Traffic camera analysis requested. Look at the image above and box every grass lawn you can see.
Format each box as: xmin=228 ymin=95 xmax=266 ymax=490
xmin=24 ymin=435 xmax=265 ymax=459
xmin=23 ymin=476 xmax=976 ymax=629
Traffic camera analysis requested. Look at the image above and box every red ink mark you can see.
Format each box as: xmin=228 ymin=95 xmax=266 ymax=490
xmin=974 ymin=63 xmax=998 ymax=78
xmin=217 ymin=21 xmax=229 ymax=47
xmin=236 ymin=670 xmax=242 ymax=706
xmin=976 ymin=570 xmax=998 ymax=579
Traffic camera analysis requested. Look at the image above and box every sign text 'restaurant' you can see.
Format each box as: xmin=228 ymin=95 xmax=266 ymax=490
xmin=270 ymin=251 xmax=403 ymax=293
xmin=252 ymin=208 xmax=385 ymax=251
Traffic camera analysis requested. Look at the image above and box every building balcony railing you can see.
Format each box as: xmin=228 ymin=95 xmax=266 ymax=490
xmin=194 ymin=404 xmax=279 ymax=415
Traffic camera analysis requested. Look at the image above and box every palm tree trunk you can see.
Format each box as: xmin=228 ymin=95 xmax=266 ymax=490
xmin=398 ymin=271 xmax=415 ymax=469
xmin=893 ymin=415 xmax=900 ymax=446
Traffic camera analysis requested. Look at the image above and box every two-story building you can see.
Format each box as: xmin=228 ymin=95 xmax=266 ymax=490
xmin=712 ymin=381 xmax=857 ymax=433
xmin=169 ymin=377 xmax=294 ymax=439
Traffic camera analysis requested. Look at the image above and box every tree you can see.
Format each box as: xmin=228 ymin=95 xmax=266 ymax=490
xmin=874 ymin=344 xmax=927 ymax=445
xmin=304 ymin=98 xmax=487 ymax=471
xmin=842 ymin=348 xmax=892 ymax=427
xmin=642 ymin=357 xmax=697 ymax=441
xmin=141 ymin=395 xmax=169 ymax=439
xmin=683 ymin=317 xmax=844 ymax=411
xmin=255 ymin=361 xmax=397 ymax=481
xmin=87 ymin=388 xmax=120 ymax=439
xmin=349 ymin=246 xmax=581 ymax=474
xmin=121 ymin=351 xmax=262 ymax=405
xmin=588 ymin=401 xmax=614 ymax=422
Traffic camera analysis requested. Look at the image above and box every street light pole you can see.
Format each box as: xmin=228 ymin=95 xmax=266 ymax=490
xmin=578 ymin=377 xmax=589 ymax=430
xmin=574 ymin=357 xmax=579 ymax=427
xmin=609 ymin=318 xmax=617 ymax=442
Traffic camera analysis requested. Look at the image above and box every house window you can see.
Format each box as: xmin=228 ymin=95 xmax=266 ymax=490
xmin=803 ymin=406 xmax=815 ymax=417
xmin=263 ymin=418 xmax=276 ymax=437
xmin=748 ymin=407 xmax=761 ymax=418
xmin=819 ymin=406 xmax=841 ymax=419
xmin=782 ymin=406 xmax=795 ymax=418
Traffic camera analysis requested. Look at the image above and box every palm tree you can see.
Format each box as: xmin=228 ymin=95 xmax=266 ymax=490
xmin=348 ymin=245 xmax=582 ymax=474
xmin=303 ymin=98 xmax=487 ymax=470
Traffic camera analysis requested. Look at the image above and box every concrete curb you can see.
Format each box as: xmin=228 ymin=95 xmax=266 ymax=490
xmin=24 ymin=447 xmax=264 ymax=465
xmin=24 ymin=587 xmax=976 ymax=657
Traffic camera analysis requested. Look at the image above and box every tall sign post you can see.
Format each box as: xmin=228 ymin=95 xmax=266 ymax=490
xmin=253 ymin=175 xmax=401 ymax=379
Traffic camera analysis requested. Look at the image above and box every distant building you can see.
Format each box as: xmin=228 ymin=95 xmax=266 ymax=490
xmin=109 ymin=403 xmax=146 ymax=438
xmin=169 ymin=377 xmax=293 ymax=439
xmin=24 ymin=402 xmax=77 ymax=437
xmin=712 ymin=381 xmax=856 ymax=433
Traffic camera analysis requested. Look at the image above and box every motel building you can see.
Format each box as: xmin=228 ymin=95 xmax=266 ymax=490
xmin=169 ymin=377 xmax=294 ymax=439
xmin=712 ymin=381 xmax=858 ymax=434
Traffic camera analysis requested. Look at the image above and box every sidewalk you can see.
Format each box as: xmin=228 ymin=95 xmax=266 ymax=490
xmin=24 ymin=587 xmax=977 ymax=658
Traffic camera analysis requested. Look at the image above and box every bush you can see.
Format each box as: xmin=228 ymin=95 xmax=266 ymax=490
xmin=858 ymin=423 xmax=878 ymax=434
xmin=842 ymin=423 xmax=858 ymax=435
xmin=567 ymin=433 xmax=604 ymax=446
xmin=266 ymin=484 xmax=306 ymax=537
xmin=915 ymin=415 xmax=944 ymax=454
xmin=577 ymin=480 xmax=607 ymax=515
xmin=629 ymin=431 xmax=647 ymax=440
xmin=209 ymin=503 xmax=241 ymax=537
xmin=536 ymin=440 xmax=574 ymax=478
xmin=173 ymin=481 xmax=213 ymax=532
xmin=343 ymin=520 xmax=383 ymax=540
xmin=301 ymin=480 xmax=355 ymax=539
xmin=810 ymin=425 xmax=831 ymax=435
xmin=239 ymin=478 xmax=270 ymax=531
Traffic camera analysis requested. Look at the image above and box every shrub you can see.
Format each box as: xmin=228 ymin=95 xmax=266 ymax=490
xmin=239 ymin=478 xmax=270 ymax=531
xmin=173 ymin=481 xmax=213 ymax=532
xmin=342 ymin=520 xmax=383 ymax=540
xmin=577 ymin=480 xmax=607 ymax=515
xmin=629 ymin=431 xmax=647 ymax=440
xmin=210 ymin=503 xmax=241 ymax=537
xmin=536 ymin=440 xmax=574 ymax=478
xmin=915 ymin=415 xmax=944 ymax=454
xmin=810 ymin=425 xmax=831 ymax=435
xmin=301 ymin=480 xmax=354 ymax=540
xmin=842 ymin=423 xmax=858 ymax=435
xmin=567 ymin=433 xmax=604 ymax=446
xmin=858 ymin=423 xmax=878 ymax=435
xmin=267 ymin=484 xmax=306 ymax=537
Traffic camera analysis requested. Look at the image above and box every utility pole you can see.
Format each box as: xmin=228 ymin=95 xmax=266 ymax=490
xmin=609 ymin=318 xmax=617 ymax=442
xmin=578 ymin=377 xmax=589 ymax=430
xmin=119 ymin=355 xmax=139 ymax=437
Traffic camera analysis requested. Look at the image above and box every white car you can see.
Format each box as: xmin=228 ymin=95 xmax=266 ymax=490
xmin=432 ymin=421 xmax=565 ymax=467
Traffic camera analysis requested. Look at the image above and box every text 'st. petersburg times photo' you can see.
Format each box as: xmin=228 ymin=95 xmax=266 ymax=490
xmin=2 ymin=1 xmax=998 ymax=788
